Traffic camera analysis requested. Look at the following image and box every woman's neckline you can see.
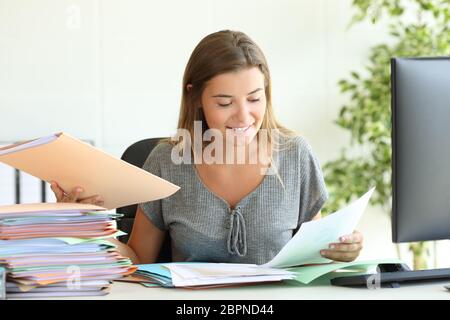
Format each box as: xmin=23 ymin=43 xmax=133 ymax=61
xmin=190 ymin=162 xmax=273 ymax=211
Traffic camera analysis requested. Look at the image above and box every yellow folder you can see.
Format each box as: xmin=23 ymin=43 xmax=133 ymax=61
xmin=0 ymin=132 xmax=180 ymax=209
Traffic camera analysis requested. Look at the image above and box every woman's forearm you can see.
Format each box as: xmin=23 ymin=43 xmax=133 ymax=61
xmin=108 ymin=238 xmax=140 ymax=264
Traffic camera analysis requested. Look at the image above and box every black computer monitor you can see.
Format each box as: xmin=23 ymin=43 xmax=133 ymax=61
xmin=331 ymin=57 xmax=450 ymax=288
xmin=392 ymin=57 xmax=450 ymax=243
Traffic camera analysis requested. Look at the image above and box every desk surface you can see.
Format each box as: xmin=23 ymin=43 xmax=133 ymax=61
xmin=50 ymin=279 xmax=450 ymax=300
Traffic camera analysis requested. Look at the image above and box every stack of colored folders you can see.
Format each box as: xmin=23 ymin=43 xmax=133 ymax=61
xmin=129 ymin=263 xmax=296 ymax=288
xmin=0 ymin=202 xmax=136 ymax=298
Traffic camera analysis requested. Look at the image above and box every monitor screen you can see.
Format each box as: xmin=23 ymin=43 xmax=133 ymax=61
xmin=391 ymin=57 xmax=450 ymax=243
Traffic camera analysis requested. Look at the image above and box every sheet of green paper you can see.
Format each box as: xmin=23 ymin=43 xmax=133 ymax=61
xmin=286 ymin=258 xmax=404 ymax=284
xmin=88 ymin=211 xmax=123 ymax=218
xmin=141 ymin=283 xmax=161 ymax=287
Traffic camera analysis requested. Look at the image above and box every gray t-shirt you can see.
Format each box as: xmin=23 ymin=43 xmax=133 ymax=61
xmin=139 ymin=135 xmax=328 ymax=265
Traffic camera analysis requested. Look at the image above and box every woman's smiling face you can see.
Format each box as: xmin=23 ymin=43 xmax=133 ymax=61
xmin=200 ymin=66 xmax=267 ymax=146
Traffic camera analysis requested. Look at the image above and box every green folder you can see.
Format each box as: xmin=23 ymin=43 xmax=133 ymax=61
xmin=286 ymin=258 xmax=404 ymax=284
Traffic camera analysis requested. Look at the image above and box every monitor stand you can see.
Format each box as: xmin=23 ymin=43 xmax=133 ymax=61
xmin=330 ymin=263 xmax=450 ymax=288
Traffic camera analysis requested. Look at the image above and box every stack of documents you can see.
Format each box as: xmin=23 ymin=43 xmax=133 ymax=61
xmin=132 ymin=258 xmax=403 ymax=288
xmin=5 ymin=280 xmax=112 ymax=298
xmin=0 ymin=202 xmax=136 ymax=298
xmin=0 ymin=132 xmax=182 ymax=297
xmin=127 ymin=188 xmax=404 ymax=288
xmin=132 ymin=263 xmax=296 ymax=288
xmin=0 ymin=203 xmax=118 ymax=240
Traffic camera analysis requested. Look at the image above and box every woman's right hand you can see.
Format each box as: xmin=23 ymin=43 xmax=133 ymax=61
xmin=50 ymin=180 xmax=105 ymax=206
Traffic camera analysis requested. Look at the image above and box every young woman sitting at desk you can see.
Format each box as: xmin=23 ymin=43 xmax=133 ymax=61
xmin=50 ymin=30 xmax=363 ymax=265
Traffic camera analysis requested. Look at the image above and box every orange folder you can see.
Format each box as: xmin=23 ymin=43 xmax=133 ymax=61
xmin=0 ymin=132 xmax=180 ymax=209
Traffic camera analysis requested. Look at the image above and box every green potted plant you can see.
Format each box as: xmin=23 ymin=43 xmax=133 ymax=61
xmin=322 ymin=0 xmax=450 ymax=270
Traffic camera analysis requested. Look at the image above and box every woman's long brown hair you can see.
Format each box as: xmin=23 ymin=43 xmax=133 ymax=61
xmin=163 ymin=30 xmax=297 ymax=154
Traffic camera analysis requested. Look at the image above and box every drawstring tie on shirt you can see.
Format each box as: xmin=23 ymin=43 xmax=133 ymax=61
xmin=227 ymin=206 xmax=247 ymax=257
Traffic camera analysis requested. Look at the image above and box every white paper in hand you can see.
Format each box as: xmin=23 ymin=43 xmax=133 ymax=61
xmin=262 ymin=187 xmax=375 ymax=268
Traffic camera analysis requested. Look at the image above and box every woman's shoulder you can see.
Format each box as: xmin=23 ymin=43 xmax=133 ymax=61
xmin=142 ymin=140 xmax=175 ymax=173
xmin=278 ymin=134 xmax=315 ymax=157
xmin=148 ymin=140 xmax=173 ymax=159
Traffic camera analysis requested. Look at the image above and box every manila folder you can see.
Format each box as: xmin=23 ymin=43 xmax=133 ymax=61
xmin=0 ymin=132 xmax=180 ymax=209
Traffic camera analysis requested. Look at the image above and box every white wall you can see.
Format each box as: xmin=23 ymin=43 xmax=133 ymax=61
xmin=1 ymin=0 xmax=448 ymax=268
xmin=0 ymin=0 xmax=389 ymax=160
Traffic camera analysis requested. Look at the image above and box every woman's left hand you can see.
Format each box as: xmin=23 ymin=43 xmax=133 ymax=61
xmin=320 ymin=230 xmax=363 ymax=262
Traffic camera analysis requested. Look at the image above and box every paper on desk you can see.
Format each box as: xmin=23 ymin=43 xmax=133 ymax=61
xmin=0 ymin=203 xmax=125 ymax=240
xmin=55 ymin=230 xmax=126 ymax=244
xmin=0 ymin=134 xmax=57 ymax=156
xmin=0 ymin=237 xmax=116 ymax=249
xmin=287 ymin=258 xmax=404 ymax=284
xmin=135 ymin=263 xmax=175 ymax=287
xmin=262 ymin=187 xmax=375 ymax=268
xmin=0 ymin=202 xmax=106 ymax=218
xmin=166 ymin=263 xmax=295 ymax=287
xmin=0 ymin=133 xmax=180 ymax=209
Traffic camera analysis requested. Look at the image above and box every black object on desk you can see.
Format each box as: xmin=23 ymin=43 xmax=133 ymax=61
xmin=331 ymin=263 xmax=450 ymax=288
